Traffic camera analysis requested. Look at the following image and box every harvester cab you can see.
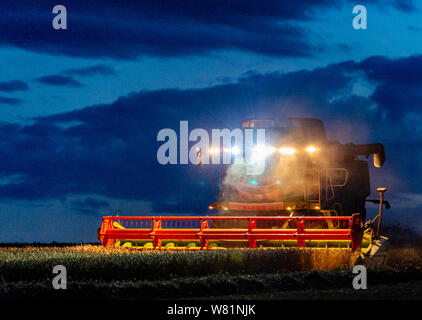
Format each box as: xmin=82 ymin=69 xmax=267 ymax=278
xmin=212 ymin=117 xmax=386 ymax=223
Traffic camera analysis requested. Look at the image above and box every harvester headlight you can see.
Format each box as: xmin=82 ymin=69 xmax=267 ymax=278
xmin=306 ymin=146 xmax=317 ymax=153
xmin=209 ymin=147 xmax=220 ymax=154
xmin=279 ymin=147 xmax=295 ymax=155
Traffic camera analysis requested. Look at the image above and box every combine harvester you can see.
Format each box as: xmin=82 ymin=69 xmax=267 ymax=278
xmin=98 ymin=118 xmax=389 ymax=261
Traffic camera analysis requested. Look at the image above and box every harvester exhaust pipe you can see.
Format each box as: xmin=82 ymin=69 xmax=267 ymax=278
xmin=350 ymin=143 xmax=385 ymax=167
xmin=376 ymin=187 xmax=387 ymax=237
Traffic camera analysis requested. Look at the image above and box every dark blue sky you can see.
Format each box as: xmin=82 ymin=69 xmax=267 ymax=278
xmin=0 ymin=0 xmax=421 ymax=242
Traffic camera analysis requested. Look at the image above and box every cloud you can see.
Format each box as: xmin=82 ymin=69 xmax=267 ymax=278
xmin=337 ymin=43 xmax=350 ymax=53
xmin=361 ymin=0 xmax=415 ymax=12
xmin=0 ymin=80 xmax=29 ymax=92
xmin=61 ymin=64 xmax=116 ymax=77
xmin=394 ymin=192 xmax=422 ymax=209
xmin=34 ymin=75 xmax=83 ymax=87
xmin=407 ymin=25 xmax=422 ymax=31
xmin=386 ymin=0 xmax=415 ymax=12
xmin=0 ymin=0 xmax=368 ymax=59
xmin=69 ymin=197 xmax=110 ymax=215
xmin=0 ymin=1 xmax=413 ymax=60
xmin=0 ymin=55 xmax=419 ymax=217
xmin=0 ymin=96 xmax=23 ymax=105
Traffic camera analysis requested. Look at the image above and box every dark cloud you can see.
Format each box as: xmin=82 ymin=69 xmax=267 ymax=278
xmin=61 ymin=64 xmax=116 ymax=77
xmin=70 ymin=197 xmax=110 ymax=215
xmin=357 ymin=0 xmax=415 ymax=12
xmin=0 ymin=0 xmax=414 ymax=60
xmin=383 ymin=0 xmax=415 ymax=12
xmin=0 ymin=55 xmax=420 ymax=214
xmin=337 ymin=43 xmax=350 ymax=53
xmin=0 ymin=1 xmax=314 ymax=59
xmin=0 ymin=0 xmax=414 ymax=59
xmin=0 ymin=96 xmax=23 ymax=105
xmin=359 ymin=55 xmax=422 ymax=85
xmin=153 ymin=197 xmax=211 ymax=214
xmin=407 ymin=25 xmax=422 ymax=31
xmin=0 ymin=1 xmax=414 ymax=60
xmin=0 ymin=80 xmax=29 ymax=92
xmin=0 ymin=0 xmax=373 ymax=60
xmin=34 ymin=75 xmax=83 ymax=87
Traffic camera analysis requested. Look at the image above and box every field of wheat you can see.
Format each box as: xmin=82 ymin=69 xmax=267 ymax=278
xmin=0 ymin=240 xmax=421 ymax=299
xmin=0 ymin=246 xmax=358 ymax=282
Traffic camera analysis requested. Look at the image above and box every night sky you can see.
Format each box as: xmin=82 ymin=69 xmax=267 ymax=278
xmin=0 ymin=0 xmax=421 ymax=242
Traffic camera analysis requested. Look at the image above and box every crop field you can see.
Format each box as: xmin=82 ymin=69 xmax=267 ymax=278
xmin=0 ymin=228 xmax=421 ymax=300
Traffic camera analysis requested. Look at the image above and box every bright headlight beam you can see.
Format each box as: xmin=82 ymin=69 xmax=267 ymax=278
xmin=306 ymin=146 xmax=317 ymax=153
xmin=279 ymin=147 xmax=295 ymax=155
xmin=209 ymin=147 xmax=220 ymax=154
